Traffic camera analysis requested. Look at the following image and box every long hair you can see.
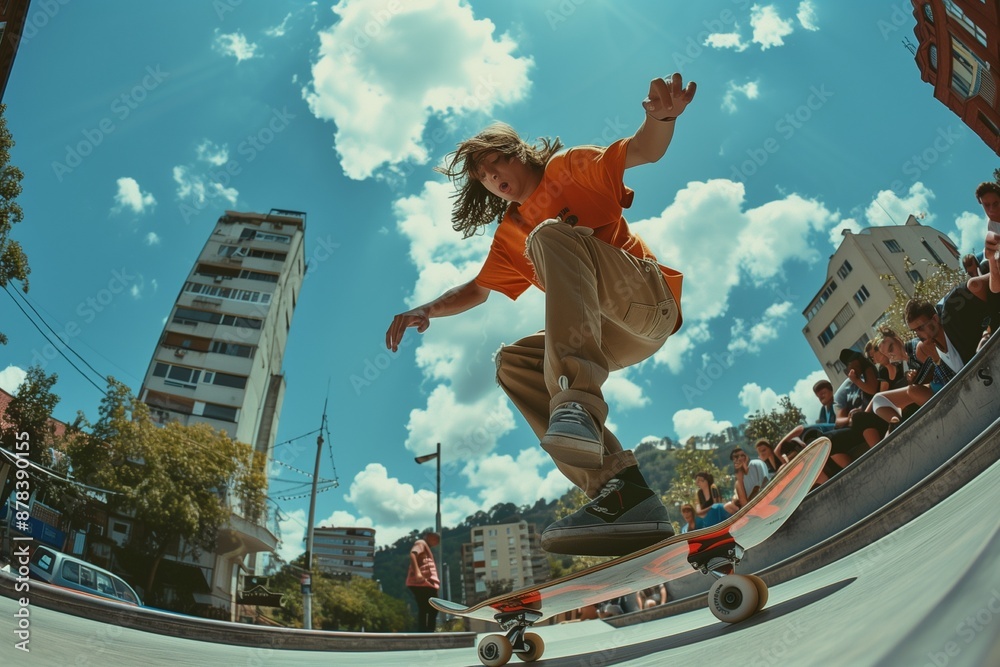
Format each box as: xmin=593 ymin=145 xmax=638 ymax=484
xmin=435 ymin=122 xmax=563 ymax=238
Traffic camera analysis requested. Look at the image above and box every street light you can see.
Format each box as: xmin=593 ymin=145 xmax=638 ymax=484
xmin=415 ymin=443 xmax=443 ymax=598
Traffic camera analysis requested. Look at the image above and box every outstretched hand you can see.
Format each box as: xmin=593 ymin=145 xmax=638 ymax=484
xmin=386 ymin=308 xmax=430 ymax=352
xmin=642 ymin=73 xmax=697 ymax=121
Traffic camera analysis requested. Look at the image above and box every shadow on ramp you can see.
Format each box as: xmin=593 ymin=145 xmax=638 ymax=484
xmin=540 ymin=578 xmax=856 ymax=667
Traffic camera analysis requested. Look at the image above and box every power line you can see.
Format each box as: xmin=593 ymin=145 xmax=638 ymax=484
xmin=2 ymin=284 xmax=108 ymax=395
xmin=7 ymin=284 xmax=113 ymax=386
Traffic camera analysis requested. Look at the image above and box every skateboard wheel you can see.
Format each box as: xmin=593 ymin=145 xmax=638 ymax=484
xmin=515 ymin=632 xmax=545 ymax=662
xmin=478 ymin=634 xmax=513 ymax=667
xmin=746 ymin=574 xmax=769 ymax=611
xmin=708 ymin=574 xmax=759 ymax=623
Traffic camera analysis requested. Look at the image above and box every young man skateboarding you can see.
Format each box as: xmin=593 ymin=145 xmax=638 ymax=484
xmin=386 ymin=73 xmax=696 ymax=556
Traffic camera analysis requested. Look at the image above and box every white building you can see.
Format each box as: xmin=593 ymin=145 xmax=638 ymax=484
xmin=462 ymin=521 xmax=550 ymax=605
xmin=312 ymin=526 xmax=376 ymax=579
xmin=138 ymin=208 xmax=306 ymax=619
xmin=802 ymin=215 xmax=960 ymax=383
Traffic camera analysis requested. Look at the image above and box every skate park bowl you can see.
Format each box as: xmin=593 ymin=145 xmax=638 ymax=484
xmin=1 ymin=335 xmax=998 ymax=666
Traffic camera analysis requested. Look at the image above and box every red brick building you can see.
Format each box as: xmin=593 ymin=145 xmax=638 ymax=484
xmin=0 ymin=0 xmax=31 ymax=101
xmin=911 ymin=1 xmax=1000 ymax=155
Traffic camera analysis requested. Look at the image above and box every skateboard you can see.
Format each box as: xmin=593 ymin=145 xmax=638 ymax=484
xmin=432 ymin=437 xmax=831 ymax=667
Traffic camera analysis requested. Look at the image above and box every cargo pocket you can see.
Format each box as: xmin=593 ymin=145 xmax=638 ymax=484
xmin=623 ymin=297 xmax=675 ymax=340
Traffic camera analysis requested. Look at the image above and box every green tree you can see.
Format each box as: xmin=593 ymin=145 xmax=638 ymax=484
xmin=263 ymin=558 xmax=411 ymax=631
xmin=0 ymin=365 xmax=59 ymax=466
xmin=0 ymin=104 xmax=29 ymax=345
xmin=65 ymin=378 xmax=267 ymax=592
xmin=745 ymin=396 xmax=805 ymax=446
xmin=661 ymin=448 xmax=726 ymax=512
xmin=877 ymin=259 xmax=967 ymax=339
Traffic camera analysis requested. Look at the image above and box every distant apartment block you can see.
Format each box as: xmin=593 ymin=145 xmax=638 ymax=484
xmin=802 ymin=216 xmax=960 ymax=384
xmin=911 ymin=0 xmax=1000 ymax=155
xmin=461 ymin=521 xmax=550 ymax=605
xmin=313 ymin=526 xmax=376 ymax=579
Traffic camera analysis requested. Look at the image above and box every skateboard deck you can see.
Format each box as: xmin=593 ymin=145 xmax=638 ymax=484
xmin=432 ymin=437 xmax=831 ymax=666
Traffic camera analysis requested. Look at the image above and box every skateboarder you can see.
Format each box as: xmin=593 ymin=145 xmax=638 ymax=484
xmin=386 ymin=73 xmax=696 ymax=556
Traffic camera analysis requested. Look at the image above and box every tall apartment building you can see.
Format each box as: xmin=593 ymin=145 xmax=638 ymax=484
xmin=461 ymin=521 xmax=550 ymax=606
xmin=911 ymin=0 xmax=1000 ymax=155
xmin=801 ymin=216 xmax=960 ymax=383
xmin=138 ymin=208 xmax=306 ymax=618
xmin=312 ymin=526 xmax=376 ymax=579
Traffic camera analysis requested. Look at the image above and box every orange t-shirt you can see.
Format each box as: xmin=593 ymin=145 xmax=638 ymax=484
xmin=473 ymin=138 xmax=683 ymax=328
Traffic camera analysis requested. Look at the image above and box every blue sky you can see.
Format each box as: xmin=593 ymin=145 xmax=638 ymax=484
xmin=1 ymin=1 xmax=996 ymax=559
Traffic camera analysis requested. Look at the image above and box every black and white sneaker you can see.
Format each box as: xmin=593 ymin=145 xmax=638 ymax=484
xmin=541 ymin=466 xmax=674 ymax=556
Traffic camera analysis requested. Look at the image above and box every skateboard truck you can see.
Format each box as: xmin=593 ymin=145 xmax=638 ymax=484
xmin=689 ymin=538 xmax=747 ymax=577
xmin=493 ymin=609 xmax=543 ymax=652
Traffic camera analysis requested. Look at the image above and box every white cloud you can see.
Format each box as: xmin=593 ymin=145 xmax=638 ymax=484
xmin=704 ymin=32 xmax=749 ymax=52
xmin=797 ymin=1 xmax=819 ymax=31
xmin=738 ymin=382 xmax=782 ymax=416
xmin=864 ymin=182 xmax=935 ymax=227
xmin=652 ymin=321 xmax=712 ymax=374
xmin=722 ymin=79 xmax=760 ymax=114
xmin=672 ymin=407 xmax=733 ymax=443
xmin=276 ymin=507 xmax=307 ymax=562
xmin=404 ymin=386 xmax=517 ymax=460
xmin=111 ymin=177 xmax=156 ymax=215
xmin=463 ymin=448 xmax=573 ymax=509
xmin=266 ymin=12 xmax=293 ymax=37
xmin=339 ymin=463 xmax=481 ymax=546
xmin=303 ymin=0 xmax=533 ymax=180
xmin=213 ymin=31 xmax=259 ymax=62
xmin=173 ymin=165 xmax=238 ymax=208
xmin=196 ymin=140 xmax=229 ymax=166
xmin=728 ymin=301 xmax=794 ymax=355
xmin=954 ymin=210 xmax=985 ymax=254
xmin=603 ymin=369 xmax=651 ymax=411
xmin=633 ymin=180 xmax=834 ymax=321
xmin=828 ymin=216 xmax=862 ymax=246
xmin=750 ymin=4 xmax=795 ymax=50
xmin=145 ymin=232 xmax=161 ymax=246
xmin=738 ymin=368 xmax=829 ymax=425
xmin=0 ymin=365 xmax=27 ymax=393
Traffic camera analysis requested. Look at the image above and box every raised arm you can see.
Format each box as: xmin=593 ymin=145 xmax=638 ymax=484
xmin=386 ymin=279 xmax=490 ymax=352
xmin=625 ymin=73 xmax=697 ymax=169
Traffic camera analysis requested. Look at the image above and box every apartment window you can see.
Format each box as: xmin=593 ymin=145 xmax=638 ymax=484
xmin=219 ymin=245 xmax=287 ymax=262
xmin=944 ymin=0 xmax=987 ymax=46
xmin=907 ymin=269 xmax=923 ymax=284
xmin=950 ymin=36 xmax=983 ymax=98
xmin=853 ymin=285 xmax=870 ymax=307
xmin=210 ymin=341 xmax=254 ymax=358
xmin=929 ymin=44 xmax=938 ymax=70
xmin=920 ymin=239 xmax=944 ymax=264
xmin=239 ymin=270 xmax=279 ymax=283
xmin=184 ymin=282 xmax=272 ymax=305
xmin=208 ymin=371 xmax=247 ymax=389
xmin=201 ymin=403 xmax=238 ymax=422
xmin=883 ymin=240 xmax=903 ymax=253
xmin=240 ymin=228 xmax=291 ymax=244
xmin=979 ymin=112 xmax=1000 ymax=137
xmin=836 ymin=260 xmax=853 ymax=280
xmin=817 ymin=304 xmax=854 ymax=348
xmin=923 ymin=3 xmax=933 ymax=22
xmin=805 ymin=281 xmax=838 ymax=321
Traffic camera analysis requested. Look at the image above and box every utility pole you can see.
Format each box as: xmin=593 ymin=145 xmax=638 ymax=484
xmin=302 ymin=403 xmax=327 ymax=630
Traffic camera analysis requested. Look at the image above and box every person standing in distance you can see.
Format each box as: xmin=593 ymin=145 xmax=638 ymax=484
xmin=406 ymin=531 xmax=440 ymax=632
